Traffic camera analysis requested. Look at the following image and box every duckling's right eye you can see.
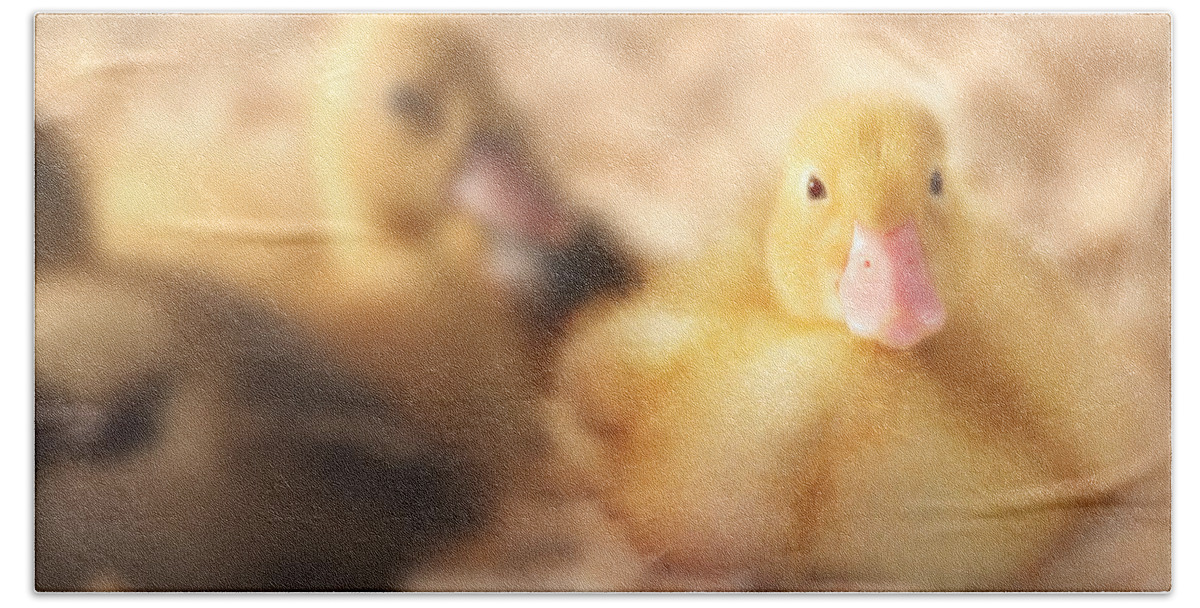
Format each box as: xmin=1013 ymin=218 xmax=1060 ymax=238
xmin=807 ymin=176 xmax=827 ymax=202
xmin=389 ymin=84 xmax=443 ymax=136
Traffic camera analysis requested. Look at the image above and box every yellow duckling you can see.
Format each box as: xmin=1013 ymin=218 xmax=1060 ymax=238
xmin=553 ymin=95 xmax=1166 ymax=590
xmin=306 ymin=14 xmax=637 ymax=351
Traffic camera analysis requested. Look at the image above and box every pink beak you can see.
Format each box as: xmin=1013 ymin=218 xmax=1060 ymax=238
xmin=450 ymin=134 xmax=570 ymax=244
xmin=838 ymin=221 xmax=946 ymax=349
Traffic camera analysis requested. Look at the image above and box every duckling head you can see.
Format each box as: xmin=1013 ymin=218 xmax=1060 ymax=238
xmin=314 ymin=18 xmax=570 ymax=244
xmin=314 ymin=18 xmax=491 ymax=238
xmin=765 ymin=96 xmax=954 ymax=349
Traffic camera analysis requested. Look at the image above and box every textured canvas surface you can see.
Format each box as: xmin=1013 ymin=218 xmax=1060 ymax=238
xmin=33 ymin=13 xmax=1170 ymax=592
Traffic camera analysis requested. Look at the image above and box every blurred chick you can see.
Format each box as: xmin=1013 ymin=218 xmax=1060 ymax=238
xmin=304 ymin=17 xmax=646 ymax=587
xmin=40 ymin=16 xmax=641 ymax=590
xmin=36 ymin=269 xmax=486 ymax=591
xmin=35 ymin=123 xmax=483 ymax=591
xmin=553 ymin=96 xmax=1167 ymax=590
xmin=307 ymin=15 xmax=638 ymax=348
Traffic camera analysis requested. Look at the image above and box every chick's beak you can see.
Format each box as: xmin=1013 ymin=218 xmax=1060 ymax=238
xmin=448 ymin=132 xmax=640 ymax=334
xmin=450 ymin=132 xmax=570 ymax=245
xmin=838 ymin=221 xmax=946 ymax=349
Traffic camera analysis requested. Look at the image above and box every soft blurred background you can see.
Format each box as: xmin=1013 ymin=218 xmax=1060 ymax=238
xmin=33 ymin=13 xmax=1170 ymax=591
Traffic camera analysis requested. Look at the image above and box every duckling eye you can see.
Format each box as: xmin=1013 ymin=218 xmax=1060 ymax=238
xmin=806 ymin=176 xmax=827 ymax=202
xmin=929 ymin=170 xmax=943 ymax=196
xmin=390 ymin=84 xmax=443 ymax=136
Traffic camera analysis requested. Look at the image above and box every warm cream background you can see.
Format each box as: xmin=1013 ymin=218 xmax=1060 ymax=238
xmin=34 ymin=13 xmax=1171 ymax=589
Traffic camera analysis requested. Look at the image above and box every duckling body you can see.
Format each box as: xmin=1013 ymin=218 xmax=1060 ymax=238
xmin=554 ymin=96 xmax=1164 ymax=590
xmin=559 ymin=268 xmax=1066 ymax=590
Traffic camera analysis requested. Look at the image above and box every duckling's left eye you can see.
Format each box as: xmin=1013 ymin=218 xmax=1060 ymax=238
xmin=929 ymin=170 xmax=943 ymax=196
xmin=806 ymin=176 xmax=827 ymax=202
xmin=390 ymin=84 xmax=443 ymax=137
